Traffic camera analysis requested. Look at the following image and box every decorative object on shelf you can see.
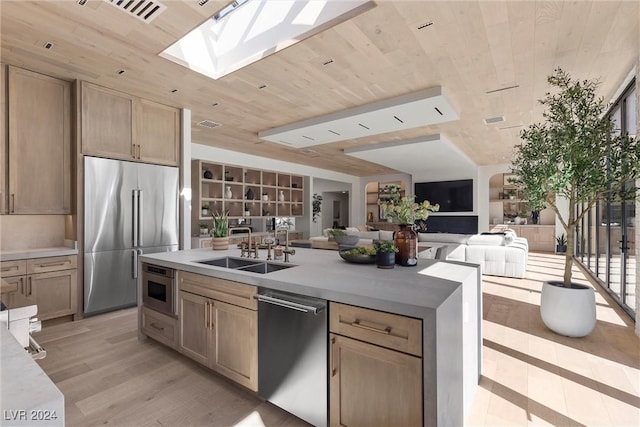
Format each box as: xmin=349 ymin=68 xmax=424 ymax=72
xmin=201 ymin=204 xmax=209 ymax=216
xmin=367 ymin=211 xmax=374 ymax=222
xmin=373 ymin=240 xmax=398 ymax=269
xmin=225 ymin=186 xmax=232 ymax=199
xmin=312 ymin=193 xmax=322 ymax=223
xmin=245 ymin=187 xmax=254 ymax=200
xmin=292 ymin=183 xmax=299 ymax=188
xmin=338 ymin=247 xmax=376 ymax=264
xmin=511 ymin=68 xmax=640 ymax=337
xmin=262 ymin=192 xmax=269 ymax=201
xmin=199 ymin=222 xmax=209 ymax=236
xmin=531 ymin=210 xmax=540 ymax=224
xmin=378 ymin=195 xmax=439 ymax=266
xmin=211 ymin=210 xmax=229 ymax=250
xmin=224 ymin=170 xmax=233 ymax=181
xmin=278 ymin=190 xmax=285 ymax=202
xmin=244 ymin=204 xmax=250 ymax=216
xmin=555 ymin=233 xmax=567 ymax=253
xmin=203 ymin=169 xmax=213 ymax=179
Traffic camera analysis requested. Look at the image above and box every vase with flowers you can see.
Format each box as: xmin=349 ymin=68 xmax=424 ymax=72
xmin=378 ymin=195 xmax=439 ymax=266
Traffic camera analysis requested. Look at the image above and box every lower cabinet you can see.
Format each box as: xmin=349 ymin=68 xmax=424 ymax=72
xmin=141 ymin=305 xmax=178 ymax=349
xmin=329 ymin=302 xmax=423 ymax=426
xmin=177 ymin=271 xmax=258 ymax=391
xmin=0 ymin=255 xmax=77 ymax=320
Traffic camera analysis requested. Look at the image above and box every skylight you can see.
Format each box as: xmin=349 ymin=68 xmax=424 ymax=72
xmin=160 ymin=0 xmax=374 ymax=80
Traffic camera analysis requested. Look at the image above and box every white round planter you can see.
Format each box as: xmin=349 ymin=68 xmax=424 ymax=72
xmin=540 ymin=280 xmax=596 ymax=337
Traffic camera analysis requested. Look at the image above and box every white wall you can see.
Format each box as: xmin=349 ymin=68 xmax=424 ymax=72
xmin=180 ymin=109 xmax=192 ymax=249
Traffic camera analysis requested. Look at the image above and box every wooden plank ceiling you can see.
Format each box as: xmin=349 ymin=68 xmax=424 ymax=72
xmin=1 ymin=1 xmax=637 ymax=176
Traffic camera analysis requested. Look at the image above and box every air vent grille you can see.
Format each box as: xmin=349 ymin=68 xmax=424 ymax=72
xmin=198 ymin=120 xmax=222 ymax=129
xmin=483 ymin=116 xmax=505 ymax=124
xmin=103 ymin=0 xmax=167 ymax=23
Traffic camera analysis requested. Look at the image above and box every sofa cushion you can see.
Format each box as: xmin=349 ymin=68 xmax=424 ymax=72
xmin=357 ymin=231 xmax=380 ymax=240
xmin=468 ymin=234 xmax=505 ymax=246
xmin=345 ymin=227 xmax=360 ymax=235
xmin=379 ymin=230 xmax=395 ymax=241
xmin=417 ymin=233 xmax=471 ymax=244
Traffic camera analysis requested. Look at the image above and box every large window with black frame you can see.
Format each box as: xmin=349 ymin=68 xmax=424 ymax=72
xmin=576 ymin=79 xmax=637 ymax=317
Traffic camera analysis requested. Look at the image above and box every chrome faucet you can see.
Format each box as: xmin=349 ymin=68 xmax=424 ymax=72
xmin=234 ymin=227 xmax=258 ymax=258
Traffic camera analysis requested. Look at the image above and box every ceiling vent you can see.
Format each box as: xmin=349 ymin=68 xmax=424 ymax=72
xmin=103 ymin=0 xmax=167 ymax=23
xmin=483 ymin=116 xmax=505 ymax=124
xmin=198 ymin=120 xmax=222 ymax=129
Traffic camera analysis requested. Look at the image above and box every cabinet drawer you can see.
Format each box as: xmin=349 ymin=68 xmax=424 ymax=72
xmin=330 ymin=302 xmax=422 ymax=357
xmin=142 ymin=306 xmax=178 ymax=349
xmin=27 ymin=255 xmax=77 ymax=274
xmin=1 ymin=260 xmax=27 ymax=277
xmin=178 ymin=271 xmax=257 ymax=310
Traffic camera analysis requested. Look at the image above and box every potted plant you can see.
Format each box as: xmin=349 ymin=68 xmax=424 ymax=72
xmin=378 ymin=195 xmax=439 ymax=266
xmin=199 ymin=222 xmax=209 ymax=236
xmin=210 ymin=210 xmax=229 ymax=250
xmin=373 ymin=240 xmax=398 ymax=269
xmin=312 ymin=193 xmax=323 ymax=223
xmin=511 ymin=68 xmax=640 ymax=337
xmin=555 ymin=233 xmax=567 ymax=253
xmin=329 ymin=228 xmax=359 ymax=248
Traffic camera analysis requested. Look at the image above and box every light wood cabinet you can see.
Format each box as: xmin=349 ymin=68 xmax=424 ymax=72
xmin=81 ymin=82 xmax=180 ymax=166
xmin=178 ymin=271 xmax=258 ymax=391
xmin=329 ymin=302 xmax=423 ymax=426
xmin=141 ymin=305 xmax=179 ymax=349
xmin=0 ymin=256 xmax=77 ymax=320
xmin=6 ymin=66 xmax=71 ymax=214
xmin=192 ymin=160 xmax=305 ymax=236
xmin=509 ymin=225 xmax=555 ymax=251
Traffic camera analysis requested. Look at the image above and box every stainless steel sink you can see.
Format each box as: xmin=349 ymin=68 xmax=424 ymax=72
xmin=196 ymin=257 xmax=297 ymax=274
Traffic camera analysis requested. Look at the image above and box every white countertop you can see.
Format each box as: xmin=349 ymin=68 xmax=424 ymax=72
xmin=0 ymin=247 xmax=78 ymax=262
xmin=0 ymin=327 xmax=64 ymax=426
xmin=140 ymin=247 xmax=477 ymax=318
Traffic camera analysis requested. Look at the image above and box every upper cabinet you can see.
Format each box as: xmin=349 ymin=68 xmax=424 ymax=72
xmin=81 ymin=82 xmax=180 ymax=166
xmin=5 ymin=65 xmax=71 ymax=214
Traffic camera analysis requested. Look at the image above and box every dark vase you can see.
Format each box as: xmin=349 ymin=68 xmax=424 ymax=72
xmin=376 ymin=252 xmax=395 ymax=269
xmin=531 ymin=210 xmax=540 ymax=224
xmin=203 ymin=169 xmax=213 ymax=179
xmin=395 ymin=224 xmax=418 ymax=266
xmin=245 ymin=187 xmax=254 ymax=200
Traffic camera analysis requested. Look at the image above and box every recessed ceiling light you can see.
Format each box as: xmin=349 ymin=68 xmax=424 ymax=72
xmin=211 ymin=102 xmax=219 ymax=107
xmin=198 ymin=120 xmax=222 ymax=128
xmin=417 ymin=21 xmax=433 ymax=30
xmin=197 ymin=0 xmax=209 ymax=6
xmin=77 ymin=0 xmax=88 ymax=5
xmin=485 ymin=85 xmax=519 ymax=94
xmin=116 ymin=69 xmax=126 ymax=75
xmin=43 ymin=41 xmax=54 ymax=50
xmin=258 ymin=84 xmax=267 ymax=89
xmin=323 ymin=59 xmax=334 ymax=66
xmin=170 ymin=89 xmax=178 ymax=93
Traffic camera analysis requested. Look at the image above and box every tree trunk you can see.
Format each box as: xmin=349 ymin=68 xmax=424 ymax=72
xmin=563 ymin=226 xmax=574 ymax=287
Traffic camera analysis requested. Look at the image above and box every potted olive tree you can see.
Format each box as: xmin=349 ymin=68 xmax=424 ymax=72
xmin=511 ymin=68 xmax=640 ymax=337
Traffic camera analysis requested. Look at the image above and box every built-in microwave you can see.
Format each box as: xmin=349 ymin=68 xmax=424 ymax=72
xmin=142 ymin=264 xmax=176 ymax=316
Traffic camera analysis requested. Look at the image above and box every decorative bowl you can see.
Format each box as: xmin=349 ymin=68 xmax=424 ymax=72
xmin=334 ymin=234 xmax=360 ymax=247
xmin=338 ymin=249 xmax=376 ymax=264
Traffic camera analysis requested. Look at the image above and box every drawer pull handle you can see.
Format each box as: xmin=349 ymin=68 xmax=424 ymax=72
xmin=149 ymin=323 xmax=164 ymax=331
xmin=351 ymin=319 xmax=392 ymax=335
xmin=37 ymin=261 xmax=69 ymax=268
xmin=330 ymin=336 xmax=338 ymax=377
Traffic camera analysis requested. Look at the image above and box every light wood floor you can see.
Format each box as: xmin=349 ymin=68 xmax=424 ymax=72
xmin=33 ymin=252 xmax=639 ymax=426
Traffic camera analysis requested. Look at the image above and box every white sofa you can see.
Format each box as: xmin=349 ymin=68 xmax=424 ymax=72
xmin=417 ymin=231 xmax=528 ymax=279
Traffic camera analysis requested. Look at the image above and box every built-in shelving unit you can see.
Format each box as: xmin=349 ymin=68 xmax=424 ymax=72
xmin=365 ymin=181 xmax=405 ymax=224
xmin=192 ymin=160 xmax=305 ymax=237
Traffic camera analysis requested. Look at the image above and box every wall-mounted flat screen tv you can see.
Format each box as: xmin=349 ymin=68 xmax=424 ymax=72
xmin=414 ymin=179 xmax=473 ymax=212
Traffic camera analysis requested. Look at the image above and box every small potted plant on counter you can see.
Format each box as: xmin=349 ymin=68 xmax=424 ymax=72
xmin=373 ymin=240 xmax=398 ymax=269
xmin=210 ymin=210 xmax=229 ymax=250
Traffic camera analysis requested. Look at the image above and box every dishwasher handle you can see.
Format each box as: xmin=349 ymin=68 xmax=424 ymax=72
xmin=255 ymin=294 xmax=324 ymax=314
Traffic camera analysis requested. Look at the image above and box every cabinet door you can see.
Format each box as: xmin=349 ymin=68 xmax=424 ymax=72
xmin=8 ymin=66 xmax=71 ymax=214
xmin=330 ymin=334 xmax=422 ymax=427
xmin=30 ymin=269 xmax=77 ymax=320
xmin=178 ymin=290 xmax=211 ymax=366
xmin=0 ymin=275 xmax=33 ymax=309
xmin=81 ymin=82 xmax=135 ymax=160
xmin=210 ymin=300 xmax=258 ymax=391
xmin=136 ymin=99 xmax=180 ymax=166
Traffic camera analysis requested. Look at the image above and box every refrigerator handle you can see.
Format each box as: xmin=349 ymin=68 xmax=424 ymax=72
xmin=138 ymin=190 xmax=143 ymax=247
xmin=132 ymin=190 xmax=139 ymax=247
xmin=132 ymin=249 xmax=142 ymax=279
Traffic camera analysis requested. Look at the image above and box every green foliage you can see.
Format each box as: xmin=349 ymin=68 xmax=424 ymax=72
xmin=211 ymin=210 xmax=229 ymax=238
xmin=511 ymin=68 xmax=640 ymax=285
xmin=555 ymin=233 xmax=567 ymax=246
xmin=345 ymin=247 xmax=376 ymax=256
xmin=312 ymin=193 xmax=323 ymax=223
xmin=328 ymin=229 xmax=347 ymax=237
xmin=378 ymin=195 xmax=440 ymax=225
xmin=373 ymin=240 xmax=398 ymax=254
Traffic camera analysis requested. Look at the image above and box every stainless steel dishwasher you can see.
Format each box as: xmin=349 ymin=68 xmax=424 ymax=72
xmin=256 ymin=288 xmax=327 ymax=427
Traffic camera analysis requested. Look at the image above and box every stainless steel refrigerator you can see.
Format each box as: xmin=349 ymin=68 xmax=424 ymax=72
xmin=84 ymin=156 xmax=179 ymax=315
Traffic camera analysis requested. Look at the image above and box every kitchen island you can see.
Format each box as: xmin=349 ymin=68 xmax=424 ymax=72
xmin=139 ymin=247 xmax=481 ymax=427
